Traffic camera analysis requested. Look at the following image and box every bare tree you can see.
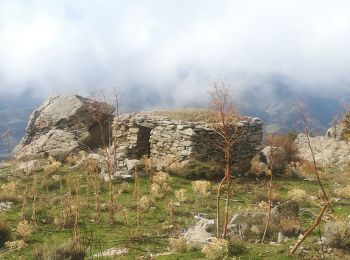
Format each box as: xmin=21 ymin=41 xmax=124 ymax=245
xmin=209 ymin=80 xmax=239 ymax=238
xmin=261 ymin=137 xmax=276 ymax=244
xmin=289 ymin=101 xmax=334 ymax=255
xmin=298 ymin=101 xmax=333 ymax=211
xmin=290 ymin=203 xmax=327 ymax=255
xmin=87 ymin=90 xmax=119 ymax=223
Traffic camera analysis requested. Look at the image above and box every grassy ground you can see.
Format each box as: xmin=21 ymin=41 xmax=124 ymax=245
xmin=0 ymin=161 xmax=349 ymax=259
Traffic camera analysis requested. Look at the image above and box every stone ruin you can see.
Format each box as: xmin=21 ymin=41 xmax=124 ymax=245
xmin=113 ymin=112 xmax=263 ymax=171
xmin=12 ymin=94 xmax=264 ymax=174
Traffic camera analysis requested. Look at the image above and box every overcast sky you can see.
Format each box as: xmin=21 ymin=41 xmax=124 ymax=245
xmin=0 ymin=0 xmax=350 ymax=105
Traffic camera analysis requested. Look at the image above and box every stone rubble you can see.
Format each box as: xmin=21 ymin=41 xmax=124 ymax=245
xmin=0 ymin=202 xmax=13 ymax=211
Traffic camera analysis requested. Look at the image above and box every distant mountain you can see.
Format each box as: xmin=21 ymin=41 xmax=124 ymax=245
xmin=0 ymin=92 xmax=42 ymax=158
xmin=238 ymin=77 xmax=348 ymax=134
xmin=0 ymin=79 xmax=348 ymax=159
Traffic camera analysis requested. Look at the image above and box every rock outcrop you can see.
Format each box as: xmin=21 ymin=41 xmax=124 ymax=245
xmin=295 ymin=133 xmax=350 ymax=166
xmin=13 ymin=94 xmax=114 ymax=161
xmin=250 ymin=146 xmax=288 ymax=176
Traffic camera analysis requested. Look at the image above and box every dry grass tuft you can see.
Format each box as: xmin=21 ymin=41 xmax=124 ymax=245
xmin=169 ymin=237 xmax=188 ymax=253
xmin=1 ymin=181 xmax=18 ymax=193
xmin=278 ymin=218 xmax=301 ymax=237
xmin=15 ymin=220 xmax=34 ymax=240
xmin=33 ymin=240 xmax=86 ymax=260
xmin=334 ymin=185 xmax=350 ymax=199
xmin=139 ymin=196 xmax=154 ymax=212
xmin=192 ymin=180 xmax=211 ymax=197
xmin=202 ymin=238 xmax=229 ymax=260
xmin=175 ymin=189 xmax=188 ymax=203
xmin=150 ymin=172 xmax=172 ymax=199
xmin=324 ymin=221 xmax=350 ymax=250
xmin=288 ymin=188 xmax=307 ymax=202
xmin=43 ymin=161 xmax=62 ymax=175
xmin=4 ymin=240 xmax=28 ymax=252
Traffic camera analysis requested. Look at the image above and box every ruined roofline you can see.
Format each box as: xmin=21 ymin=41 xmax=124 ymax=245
xmin=114 ymin=111 xmax=263 ymax=130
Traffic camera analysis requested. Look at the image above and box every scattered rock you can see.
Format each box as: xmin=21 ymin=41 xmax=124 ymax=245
xmin=228 ymin=202 xmax=299 ymax=240
xmin=93 ymin=247 xmax=128 ymax=257
xmin=125 ymin=159 xmax=144 ymax=171
xmin=15 ymin=159 xmax=49 ymax=174
xmin=277 ymin=232 xmax=288 ymax=243
xmin=0 ymin=202 xmax=13 ymax=211
xmin=228 ymin=211 xmax=271 ymax=238
xmin=184 ymin=217 xmax=215 ymax=247
xmin=271 ymin=200 xmax=299 ymax=218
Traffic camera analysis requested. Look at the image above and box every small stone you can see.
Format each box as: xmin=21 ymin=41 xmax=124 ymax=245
xmin=181 ymin=128 xmax=197 ymax=136
xmin=128 ymin=128 xmax=139 ymax=134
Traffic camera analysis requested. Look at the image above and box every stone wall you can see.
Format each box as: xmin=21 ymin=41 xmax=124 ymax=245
xmin=113 ymin=112 xmax=263 ymax=171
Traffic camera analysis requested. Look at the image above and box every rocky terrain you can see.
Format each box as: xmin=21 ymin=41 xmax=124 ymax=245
xmin=0 ymin=94 xmax=349 ymax=259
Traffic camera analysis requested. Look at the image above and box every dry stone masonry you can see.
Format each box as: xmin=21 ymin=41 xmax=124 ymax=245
xmin=113 ymin=112 xmax=263 ymax=171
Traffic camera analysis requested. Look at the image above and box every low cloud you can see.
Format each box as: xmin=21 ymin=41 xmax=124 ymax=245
xmin=0 ymin=0 xmax=350 ymax=106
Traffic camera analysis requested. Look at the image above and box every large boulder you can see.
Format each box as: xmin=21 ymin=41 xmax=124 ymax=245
xmin=250 ymin=146 xmax=288 ymax=175
xmin=13 ymin=94 xmax=114 ymax=161
xmin=184 ymin=217 xmax=215 ymax=247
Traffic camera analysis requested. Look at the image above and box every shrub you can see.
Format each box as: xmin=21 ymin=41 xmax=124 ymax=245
xmin=288 ymin=188 xmax=307 ymax=202
xmin=252 ymin=189 xmax=281 ymax=204
xmin=150 ymin=172 xmax=172 ymax=199
xmin=324 ymin=221 xmax=350 ymax=250
xmin=4 ymin=240 xmax=27 ymax=252
xmin=152 ymin=171 xmax=172 ymax=186
xmin=192 ymin=180 xmax=211 ymax=198
xmin=278 ymin=218 xmax=301 ymax=237
xmin=0 ymin=193 xmax=20 ymax=203
xmin=141 ymin=155 xmax=157 ymax=178
xmin=1 ymin=181 xmax=18 ymax=193
xmin=150 ymin=183 xmax=166 ymax=199
xmin=34 ymin=240 xmax=86 ymax=260
xmin=227 ymin=236 xmax=245 ymax=256
xmin=139 ymin=195 xmax=154 ymax=212
xmin=166 ymin=200 xmax=177 ymax=217
xmin=43 ymin=161 xmax=62 ymax=175
xmin=0 ymin=221 xmax=11 ymax=247
xmin=169 ymin=159 xmax=224 ymax=180
xmin=334 ymin=185 xmax=350 ymax=199
xmin=169 ymin=237 xmax=188 ymax=253
xmin=65 ymin=154 xmax=80 ymax=166
xmin=15 ymin=220 xmax=34 ymax=240
xmin=341 ymin=111 xmax=350 ymax=141
xmin=175 ymin=189 xmax=188 ymax=203
xmin=0 ymin=181 xmax=20 ymax=203
xmin=202 ymin=238 xmax=229 ymax=260
xmin=265 ymin=133 xmax=300 ymax=164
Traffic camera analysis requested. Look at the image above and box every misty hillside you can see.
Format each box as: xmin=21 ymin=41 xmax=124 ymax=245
xmin=0 ymin=82 xmax=348 ymax=158
xmin=0 ymin=92 xmax=41 ymax=158
xmin=238 ymin=77 xmax=349 ymax=134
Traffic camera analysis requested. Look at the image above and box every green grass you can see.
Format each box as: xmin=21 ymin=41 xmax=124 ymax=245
xmin=0 ymin=163 xmax=349 ymax=259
